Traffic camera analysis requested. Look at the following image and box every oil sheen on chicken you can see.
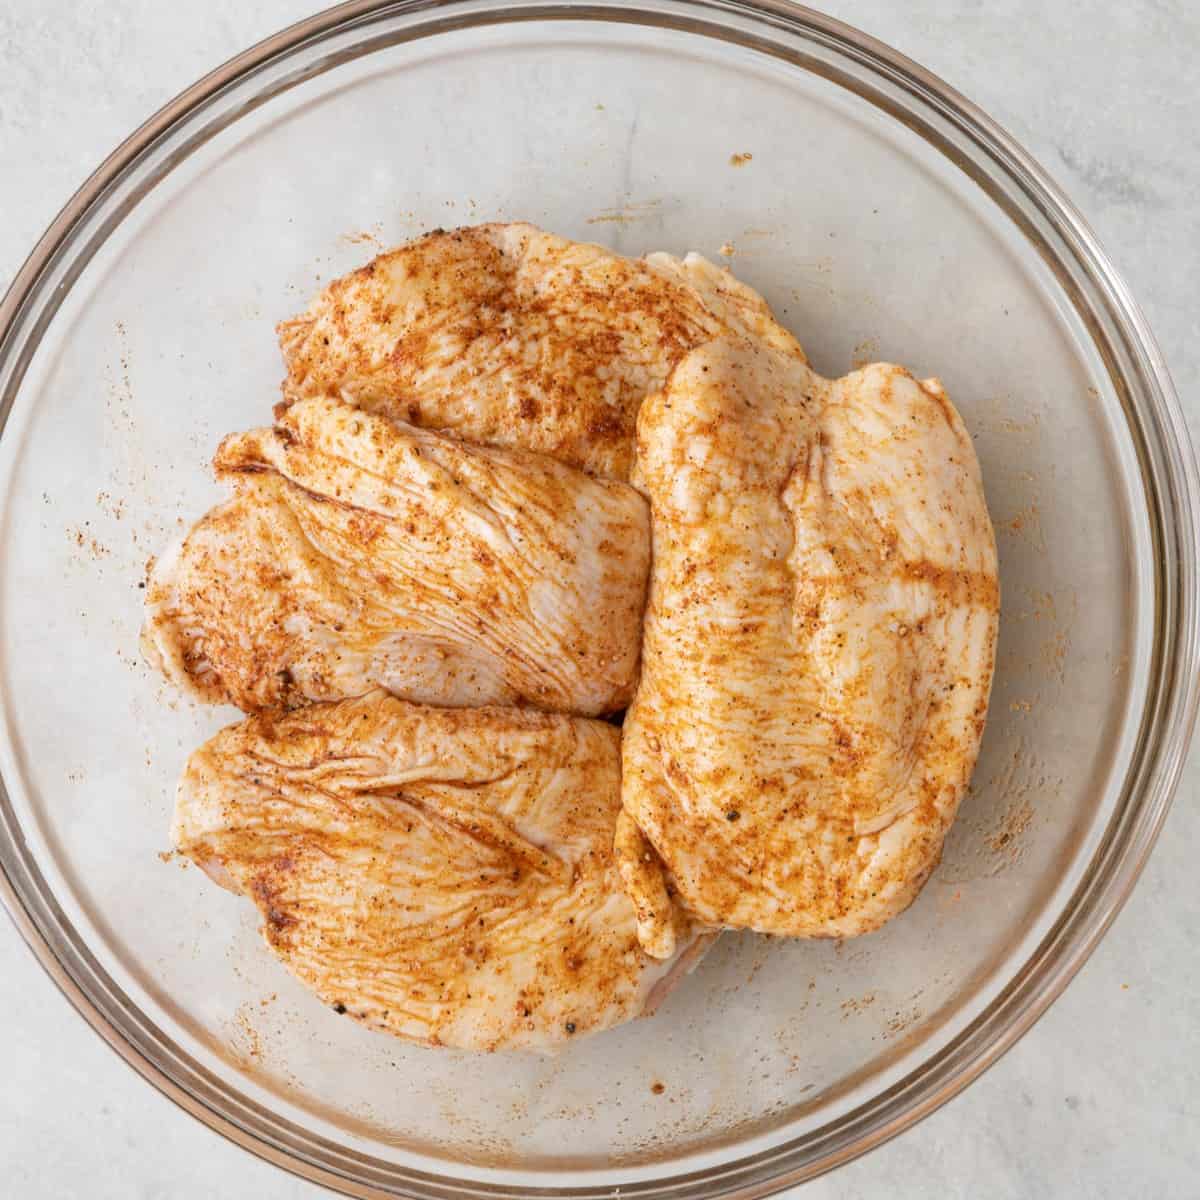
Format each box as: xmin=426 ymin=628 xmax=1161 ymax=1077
xmin=277 ymin=222 xmax=805 ymax=479
xmin=172 ymin=692 xmax=706 ymax=1050
xmin=142 ymin=396 xmax=649 ymax=715
xmin=620 ymin=337 xmax=999 ymax=953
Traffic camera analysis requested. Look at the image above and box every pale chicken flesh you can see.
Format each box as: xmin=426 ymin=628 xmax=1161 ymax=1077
xmin=173 ymin=692 xmax=706 ymax=1051
xmin=621 ymin=337 xmax=999 ymax=951
xmin=147 ymin=221 xmax=1001 ymax=1044
xmin=142 ymin=395 xmax=649 ymax=715
xmin=277 ymin=222 xmax=805 ymax=480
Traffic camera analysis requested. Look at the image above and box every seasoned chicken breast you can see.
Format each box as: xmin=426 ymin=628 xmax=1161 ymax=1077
xmin=173 ymin=693 xmax=707 ymax=1051
xmin=142 ymin=396 xmax=649 ymax=715
xmin=621 ymin=338 xmax=999 ymax=952
xmin=277 ymin=223 xmax=805 ymax=479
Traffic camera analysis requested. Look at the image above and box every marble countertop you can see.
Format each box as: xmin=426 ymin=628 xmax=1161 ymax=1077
xmin=2 ymin=2 xmax=1197 ymax=1196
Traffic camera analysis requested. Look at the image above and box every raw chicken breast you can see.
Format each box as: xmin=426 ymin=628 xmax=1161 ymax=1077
xmin=621 ymin=337 xmax=999 ymax=952
xmin=277 ymin=223 xmax=805 ymax=479
xmin=142 ymin=396 xmax=649 ymax=715
xmin=173 ymin=692 xmax=707 ymax=1051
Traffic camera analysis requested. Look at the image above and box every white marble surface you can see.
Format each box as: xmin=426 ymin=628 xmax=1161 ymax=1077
xmin=1 ymin=2 xmax=1197 ymax=1197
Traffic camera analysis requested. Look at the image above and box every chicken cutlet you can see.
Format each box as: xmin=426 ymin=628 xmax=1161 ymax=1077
xmin=142 ymin=396 xmax=649 ymax=715
xmin=277 ymin=222 xmax=805 ymax=479
xmin=173 ymin=692 xmax=707 ymax=1051
xmin=620 ymin=337 xmax=999 ymax=952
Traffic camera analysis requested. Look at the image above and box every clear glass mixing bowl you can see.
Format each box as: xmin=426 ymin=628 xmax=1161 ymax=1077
xmin=0 ymin=2 xmax=1195 ymax=1196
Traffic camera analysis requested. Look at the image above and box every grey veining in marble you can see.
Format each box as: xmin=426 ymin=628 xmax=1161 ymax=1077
xmin=1 ymin=2 xmax=1197 ymax=1197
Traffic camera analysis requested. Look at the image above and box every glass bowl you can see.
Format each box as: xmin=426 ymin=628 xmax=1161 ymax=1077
xmin=0 ymin=1 xmax=1195 ymax=1196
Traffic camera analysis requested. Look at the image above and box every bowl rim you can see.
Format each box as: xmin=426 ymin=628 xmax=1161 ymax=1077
xmin=1 ymin=1 xmax=1197 ymax=1196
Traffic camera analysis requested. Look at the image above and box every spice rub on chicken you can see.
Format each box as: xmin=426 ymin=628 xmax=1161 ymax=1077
xmin=142 ymin=396 xmax=649 ymax=716
xmin=277 ymin=222 xmax=805 ymax=480
xmin=173 ymin=693 xmax=707 ymax=1051
xmin=146 ymin=221 xmax=1000 ymax=1045
xmin=620 ymin=337 xmax=999 ymax=953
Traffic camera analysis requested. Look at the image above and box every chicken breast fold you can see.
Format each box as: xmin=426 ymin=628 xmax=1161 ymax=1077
xmin=142 ymin=396 xmax=649 ymax=715
xmin=277 ymin=222 xmax=805 ymax=480
xmin=621 ymin=337 xmax=999 ymax=950
xmin=173 ymin=693 xmax=707 ymax=1051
